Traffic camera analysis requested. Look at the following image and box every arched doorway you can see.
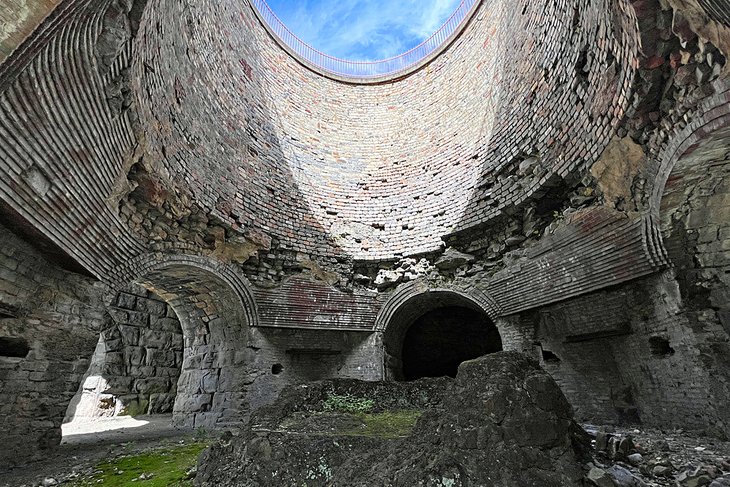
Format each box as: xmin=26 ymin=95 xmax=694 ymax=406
xmin=401 ymin=305 xmax=502 ymax=380
xmin=659 ymin=124 xmax=730 ymax=322
xmin=380 ymin=288 xmax=502 ymax=381
xmin=64 ymin=284 xmax=184 ymax=423
xmin=132 ymin=260 xmax=255 ymax=429
xmin=64 ymin=255 xmax=258 ymax=433
xmin=656 ymin=123 xmax=730 ymax=433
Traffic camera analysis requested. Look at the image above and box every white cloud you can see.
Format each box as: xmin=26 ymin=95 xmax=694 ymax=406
xmin=265 ymin=0 xmax=463 ymax=61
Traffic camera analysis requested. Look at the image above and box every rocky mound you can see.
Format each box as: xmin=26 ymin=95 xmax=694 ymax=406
xmin=196 ymin=351 xmax=590 ymax=486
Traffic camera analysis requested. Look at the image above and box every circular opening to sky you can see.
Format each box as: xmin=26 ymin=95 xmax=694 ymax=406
xmin=252 ymin=0 xmax=478 ymax=78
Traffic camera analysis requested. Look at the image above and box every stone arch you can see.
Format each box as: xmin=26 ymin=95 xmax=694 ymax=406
xmin=64 ymin=284 xmax=185 ymax=421
xmin=375 ymin=280 xmax=501 ymax=332
xmin=100 ymin=254 xmax=260 ymax=428
xmin=376 ymin=281 xmax=503 ymax=381
xmin=649 ymin=79 xmax=730 ymax=322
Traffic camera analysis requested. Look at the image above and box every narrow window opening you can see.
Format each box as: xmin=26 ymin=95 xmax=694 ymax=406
xmin=649 ymin=336 xmax=675 ymax=357
xmin=0 ymin=337 xmax=30 ymax=358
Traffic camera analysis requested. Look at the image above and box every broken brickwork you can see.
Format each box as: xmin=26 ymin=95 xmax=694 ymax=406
xmin=0 ymin=0 xmax=729 ymax=469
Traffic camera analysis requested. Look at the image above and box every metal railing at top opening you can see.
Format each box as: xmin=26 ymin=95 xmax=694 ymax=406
xmin=250 ymin=0 xmax=479 ymax=80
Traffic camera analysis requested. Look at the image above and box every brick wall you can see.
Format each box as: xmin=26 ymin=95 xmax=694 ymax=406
xmin=508 ymin=274 xmax=729 ymax=436
xmin=658 ymin=127 xmax=730 ymax=436
xmin=132 ymin=0 xmax=638 ymax=261
xmin=0 ymin=0 xmax=728 ymax=456
xmin=246 ymin=327 xmax=383 ymax=410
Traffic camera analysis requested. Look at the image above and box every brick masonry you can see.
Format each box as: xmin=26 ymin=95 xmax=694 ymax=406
xmin=0 ymin=0 xmax=729 ymax=469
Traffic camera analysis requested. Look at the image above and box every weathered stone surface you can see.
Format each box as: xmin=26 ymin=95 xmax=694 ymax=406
xmin=435 ymin=248 xmax=475 ymax=271
xmin=590 ymin=136 xmax=646 ymax=211
xmin=65 ymin=284 xmax=185 ymax=421
xmin=0 ymin=224 xmax=110 ymax=469
xmin=606 ymin=465 xmax=647 ymax=486
xmin=196 ymin=352 xmax=588 ymax=486
xmin=1 ymin=0 xmax=730 ymax=473
xmin=587 ymin=467 xmax=616 ymax=487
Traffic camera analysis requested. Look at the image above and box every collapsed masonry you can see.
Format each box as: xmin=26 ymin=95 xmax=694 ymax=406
xmin=196 ymin=352 xmax=590 ymax=487
xmin=0 ymin=0 xmax=729 ymax=470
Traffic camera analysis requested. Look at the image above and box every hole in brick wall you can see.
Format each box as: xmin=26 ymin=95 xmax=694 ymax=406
xmin=606 ymin=49 xmax=616 ymax=67
xmin=649 ymin=336 xmax=675 ymax=357
xmin=541 ymin=348 xmax=561 ymax=363
xmin=0 ymin=303 xmax=19 ymax=319
xmin=271 ymin=363 xmax=283 ymax=375
xmin=571 ymin=6 xmax=579 ymax=28
xmin=0 ymin=337 xmax=30 ymax=358
xmin=401 ymin=306 xmax=502 ymax=380
xmin=576 ymin=47 xmax=589 ymax=74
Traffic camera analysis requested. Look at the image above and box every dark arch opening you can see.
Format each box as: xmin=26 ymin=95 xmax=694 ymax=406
xmin=401 ymin=305 xmax=502 ymax=380
xmin=382 ymin=290 xmax=502 ymax=381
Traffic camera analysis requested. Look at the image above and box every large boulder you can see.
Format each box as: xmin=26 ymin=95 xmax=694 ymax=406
xmin=196 ymin=351 xmax=588 ymax=486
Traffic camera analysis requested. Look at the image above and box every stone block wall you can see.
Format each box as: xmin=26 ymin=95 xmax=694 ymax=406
xmin=658 ymin=128 xmax=730 ymax=436
xmin=608 ymin=275 xmax=725 ymax=435
xmin=0 ymin=0 xmax=727 ymax=463
xmin=246 ymin=327 xmax=382 ymax=411
xmin=0 ymin=223 xmax=108 ymax=469
xmin=66 ymin=284 xmax=183 ymax=420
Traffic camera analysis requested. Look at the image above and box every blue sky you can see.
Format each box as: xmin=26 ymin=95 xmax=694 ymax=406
xmin=265 ymin=0 xmax=463 ymax=61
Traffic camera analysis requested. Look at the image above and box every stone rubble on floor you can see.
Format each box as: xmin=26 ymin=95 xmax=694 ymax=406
xmin=584 ymin=425 xmax=730 ymax=487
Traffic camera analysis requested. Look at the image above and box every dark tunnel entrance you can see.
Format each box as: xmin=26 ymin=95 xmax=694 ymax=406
xmin=382 ymin=289 xmax=502 ymax=381
xmin=401 ymin=305 xmax=502 ymax=380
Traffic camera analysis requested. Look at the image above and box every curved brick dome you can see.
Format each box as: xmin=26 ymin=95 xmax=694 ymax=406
xmin=133 ymin=0 xmax=638 ymax=261
xmin=3 ymin=0 xmax=730 ymax=471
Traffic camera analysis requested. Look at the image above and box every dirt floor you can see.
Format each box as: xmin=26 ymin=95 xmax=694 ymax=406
xmin=0 ymin=415 xmax=198 ymax=487
xmin=1 ymin=418 xmax=729 ymax=486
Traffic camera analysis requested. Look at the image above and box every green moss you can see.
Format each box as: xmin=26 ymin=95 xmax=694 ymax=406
xmin=322 ymin=393 xmax=374 ymax=414
xmin=66 ymin=441 xmax=209 ymax=487
xmin=344 ymin=410 xmax=422 ymax=438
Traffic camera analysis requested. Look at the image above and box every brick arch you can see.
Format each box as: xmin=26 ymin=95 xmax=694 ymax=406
xmin=648 ymin=80 xmax=730 ymax=435
xmin=105 ymin=253 xmax=259 ymax=428
xmin=376 ymin=280 xmax=503 ymax=380
xmin=111 ymin=253 xmax=259 ymax=328
xmin=632 ymin=79 xmax=730 ymax=281
xmin=648 ymin=78 xmax=730 ymax=217
xmin=375 ymin=280 xmax=502 ymax=333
